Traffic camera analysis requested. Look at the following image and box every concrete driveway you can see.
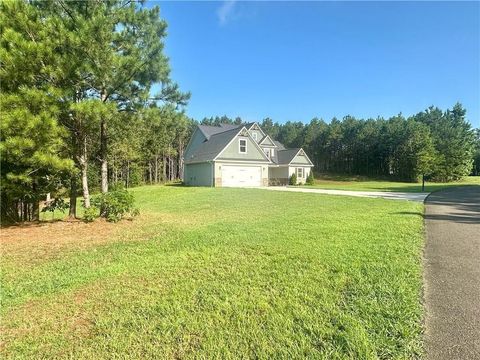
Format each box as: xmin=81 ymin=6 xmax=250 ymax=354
xmin=261 ymin=186 xmax=429 ymax=202
xmin=424 ymin=186 xmax=480 ymax=359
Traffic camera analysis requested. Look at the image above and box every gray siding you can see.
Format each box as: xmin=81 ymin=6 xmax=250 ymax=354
xmin=217 ymin=135 xmax=267 ymax=161
xmin=291 ymin=153 xmax=312 ymax=165
xmin=248 ymin=129 xmax=264 ymax=143
xmin=184 ymin=162 xmax=213 ymax=186
xmin=184 ymin=128 xmax=207 ymax=161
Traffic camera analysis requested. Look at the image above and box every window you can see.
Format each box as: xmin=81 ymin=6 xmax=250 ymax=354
xmin=239 ymin=139 xmax=247 ymax=153
xmin=252 ymin=132 xmax=257 ymax=141
xmin=296 ymin=167 xmax=304 ymax=178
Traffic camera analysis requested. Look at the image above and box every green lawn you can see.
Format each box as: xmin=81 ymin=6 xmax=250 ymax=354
xmin=302 ymin=174 xmax=480 ymax=193
xmin=1 ymin=186 xmax=424 ymax=359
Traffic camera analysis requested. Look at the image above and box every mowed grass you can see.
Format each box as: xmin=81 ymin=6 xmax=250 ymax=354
xmin=303 ymin=174 xmax=480 ymax=193
xmin=1 ymin=186 xmax=424 ymax=359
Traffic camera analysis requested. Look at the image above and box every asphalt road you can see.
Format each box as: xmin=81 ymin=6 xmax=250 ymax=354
xmin=424 ymin=186 xmax=480 ymax=360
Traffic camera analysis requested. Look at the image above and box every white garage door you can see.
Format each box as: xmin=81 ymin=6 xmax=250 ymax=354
xmin=221 ymin=165 xmax=262 ymax=187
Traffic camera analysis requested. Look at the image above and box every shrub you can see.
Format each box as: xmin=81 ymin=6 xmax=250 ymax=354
xmin=289 ymin=173 xmax=297 ymax=185
xmin=83 ymin=206 xmax=99 ymax=222
xmin=306 ymin=171 xmax=315 ymax=185
xmin=91 ymin=189 xmax=139 ymax=222
xmin=41 ymin=198 xmax=69 ymax=219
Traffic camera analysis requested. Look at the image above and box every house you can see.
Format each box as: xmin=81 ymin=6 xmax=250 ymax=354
xmin=183 ymin=122 xmax=314 ymax=187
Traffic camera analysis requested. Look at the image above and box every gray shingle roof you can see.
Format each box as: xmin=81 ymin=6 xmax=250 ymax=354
xmin=273 ymin=140 xmax=285 ymax=150
xmin=276 ymin=148 xmax=301 ymax=165
xmin=185 ymin=127 xmax=242 ymax=163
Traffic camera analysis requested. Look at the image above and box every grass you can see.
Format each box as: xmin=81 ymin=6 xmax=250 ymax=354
xmin=301 ymin=174 xmax=480 ymax=193
xmin=1 ymin=186 xmax=425 ymax=359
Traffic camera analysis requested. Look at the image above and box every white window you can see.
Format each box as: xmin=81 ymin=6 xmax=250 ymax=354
xmin=239 ymin=139 xmax=247 ymax=153
xmin=270 ymin=149 xmax=274 ymax=157
xmin=252 ymin=132 xmax=257 ymax=141
xmin=296 ymin=167 xmax=304 ymax=178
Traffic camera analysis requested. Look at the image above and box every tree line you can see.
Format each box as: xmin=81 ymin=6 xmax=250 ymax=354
xmin=202 ymin=104 xmax=478 ymax=182
xmin=1 ymin=0 xmax=191 ymax=223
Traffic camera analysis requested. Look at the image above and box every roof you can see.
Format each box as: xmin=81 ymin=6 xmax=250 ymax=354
xmin=273 ymin=140 xmax=285 ymax=150
xmin=198 ymin=124 xmax=240 ymax=139
xmin=185 ymin=123 xmax=312 ymax=166
xmin=185 ymin=127 xmax=242 ymax=163
xmin=276 ymin=148 xmax=301 ymax=165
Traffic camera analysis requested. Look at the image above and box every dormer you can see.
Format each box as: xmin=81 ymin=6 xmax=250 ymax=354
xmin=247 ymin=122 xmax=266 ymax=143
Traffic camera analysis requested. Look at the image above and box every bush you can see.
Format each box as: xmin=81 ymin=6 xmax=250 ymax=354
xmin=306 ymin=171 xmax=315 ymax=185
xmin=289 ymin=173 xmax=297 ymax=185
xmin=41 ymin=198 xmax=69 ymax=219
xmin=91 ymin=189 xmax=139 ymax=222
xmin=83 ymin=206 xmax=99 ymax=222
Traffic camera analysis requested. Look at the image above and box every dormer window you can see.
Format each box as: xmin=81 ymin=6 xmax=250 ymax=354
xmin=239 ymin=139 xmax=247 ymax=153
xmin=252 ymin=133 xmax=257 ymax=141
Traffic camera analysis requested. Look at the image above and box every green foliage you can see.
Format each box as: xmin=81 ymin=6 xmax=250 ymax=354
xmin=0 ymin=0 xmax=189 ymax=221
xmin=306 ymin=171 xmax=315 ymax=185
xmin=83 ymin=206 xmax=100 ymax=223
xmin=289 ymin=173 xmax=297 ymax=185
xmin=41 ymin=198 xmax=69 ymax=215
xmin=259 ymin=103 xmax=475 ymax=183
xmin=91 ymin=189 xmax=139 ymax=222
xmin=472 ymin=129 xmax=480 ymax=176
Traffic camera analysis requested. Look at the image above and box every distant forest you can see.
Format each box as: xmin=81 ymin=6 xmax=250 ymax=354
xmin=200 ymin=104 xmax=480 ymax=183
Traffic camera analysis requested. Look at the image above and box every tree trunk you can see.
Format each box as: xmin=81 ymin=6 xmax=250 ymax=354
xmin=100 ymin=90 xmax=108 ymax=194
xmin=154 ymin=155 xmax=159 ymax=183
xmin=126 ymin=161 xmax=130 ymax=188
xmin=69 ymin=175 xmax=77 ymax=219
xmin=148 ymin=161 xmax=152 ymax=184
xmin=178 ymin=140 xmax=184 ymax=180
xmin=22 ymin=200 xmax=28 ymax=222
xmin=79 ymin=134 xmax=90 ymax=208
xmin=162 ymin=154 xmax=166 ymax=182
xmin=32 ymin=182 xmax=39 ymax=222
xmin=100 ymin=119 xmax=108 ymax=193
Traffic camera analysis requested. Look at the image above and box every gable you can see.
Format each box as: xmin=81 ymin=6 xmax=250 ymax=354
xmin=291 ymin=150 xmax=313 ymax=165
xmin=259 ymin=135 xmax=275 ymax=147
xmin=247 ymin=123 xmax=266 ymax=143
xmin=216 ymin=129 xmax=269 ymax=162
xmin=184 ymin=128 xmax=207 ymax=160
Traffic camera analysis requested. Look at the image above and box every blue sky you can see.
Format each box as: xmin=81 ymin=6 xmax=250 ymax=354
xmin=153 ymin=1 xmax=480 ymax=127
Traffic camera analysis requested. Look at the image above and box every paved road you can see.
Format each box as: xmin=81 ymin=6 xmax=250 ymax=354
xmin=261 ymin=186 xmax=428 ymax=202
xmin=424 ymin=186 xmax=480 ymax=360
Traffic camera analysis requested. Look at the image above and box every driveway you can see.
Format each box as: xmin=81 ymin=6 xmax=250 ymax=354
xmin=424 ymin=186 xmax=480 ymax=359
xmin=261 ymin=186 xmax=428 ymax=202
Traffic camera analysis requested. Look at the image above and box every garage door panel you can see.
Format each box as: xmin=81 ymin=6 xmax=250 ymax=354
xmin=221 ymin=165 xmax=262 ymax=187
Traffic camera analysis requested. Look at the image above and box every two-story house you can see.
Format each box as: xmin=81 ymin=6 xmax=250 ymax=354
xmin=183 ymin=122 xmax=313 ymax=187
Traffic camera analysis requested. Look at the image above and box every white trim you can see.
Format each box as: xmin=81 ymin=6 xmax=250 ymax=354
xmin=215 ymin=160 xmax=271 ymax=165
xmin=239 ymin=138 xmax=247 ymax=154
xmin=259 ymin=134 xmax=276 ymax=147
xmin=287 ymin=148 xmax=314 ymax=166
xmin=214 ymin=126 xmax=271 ymax=163
xmin=248 ymin=122 xmax=266 ymax=138
xmin=296 ymin=167 xmax=304 ymax=178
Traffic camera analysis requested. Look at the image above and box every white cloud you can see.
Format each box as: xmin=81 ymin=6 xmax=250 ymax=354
xmin=217 ymin=0 xmax=237 ymax=25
